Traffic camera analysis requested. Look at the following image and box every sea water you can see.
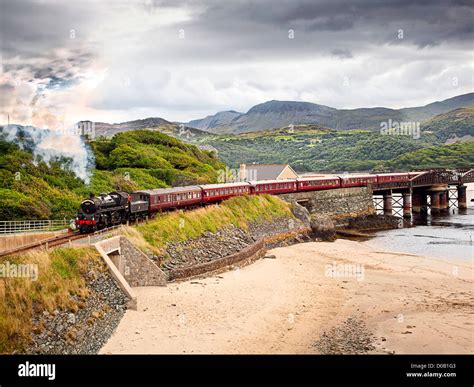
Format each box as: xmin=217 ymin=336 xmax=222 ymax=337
xmin=365 ymin=184 xmax=474 ymax=262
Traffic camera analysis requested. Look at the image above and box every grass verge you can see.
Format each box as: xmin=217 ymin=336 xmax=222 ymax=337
xmin=125 ymin=194 xmax=294 ymax=255
xmin=0 ymin=247 xmax=100 ymax=353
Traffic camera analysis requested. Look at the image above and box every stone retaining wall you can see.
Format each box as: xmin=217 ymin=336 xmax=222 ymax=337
xmin=167 ymin=227 xmax=310 ymax=281
xmin=279 ymin=187 xmax=375 ymax=223
xmin=119 ymin=237 xmax=167 ymax=287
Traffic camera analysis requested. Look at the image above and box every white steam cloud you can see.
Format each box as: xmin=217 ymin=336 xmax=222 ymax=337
xmin=0 ymin=124 xmax=95 ymax=184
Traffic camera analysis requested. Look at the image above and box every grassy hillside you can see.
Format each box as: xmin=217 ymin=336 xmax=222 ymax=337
xmin=0 ymin=140 xmax=86 ymax=220
xmin=196 ymin=125 xmax=440 ymax=172
xmin=0 ymin=130 xmax=225 ymax=220
xmin=89 ymin=130 xmax=225 ymax=192
xmin=420 ymin=104 xmax=474 ymax=142
xmin=387 ymin=141 xmax=474 ymax=170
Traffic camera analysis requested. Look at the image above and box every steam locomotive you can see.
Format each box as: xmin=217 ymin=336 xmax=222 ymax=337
xmin=75 ymin=172 xmax=420 ymax=234
xmin=76 ymin=192 xmax=130 ymax=233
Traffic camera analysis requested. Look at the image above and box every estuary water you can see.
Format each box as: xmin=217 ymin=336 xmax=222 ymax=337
xmin=365 ymin=184 xmax=474 ymax=262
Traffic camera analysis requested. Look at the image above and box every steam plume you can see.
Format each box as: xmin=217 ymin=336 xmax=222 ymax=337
xmin=0 ymin=124 xmax=95 ymax=184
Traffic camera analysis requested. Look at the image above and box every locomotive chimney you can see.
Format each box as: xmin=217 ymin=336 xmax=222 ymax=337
xmin=239 ymin=163 xmax=247 ymax=182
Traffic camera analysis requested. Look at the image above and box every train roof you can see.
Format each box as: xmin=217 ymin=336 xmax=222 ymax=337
xmin=199 ymin=182 xmax=252 ymax=189
xmin=339 ymin=174 xmax=377 ymax=178
xmin=134 ymin=185 xmax=202 ymax=195
xmin=376 ymin=172 xmax=410 ymax=176
xmin=297 ymin=176 xmax=340 ymax=181
xmin=250 ymin=179 xmax=297 ymax=185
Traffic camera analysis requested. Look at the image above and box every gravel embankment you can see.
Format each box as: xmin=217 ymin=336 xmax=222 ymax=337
xmin=27 ymin=261 xmax=128 ymax=354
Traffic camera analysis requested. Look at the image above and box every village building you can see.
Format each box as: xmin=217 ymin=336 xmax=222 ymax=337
xmin=239 ymin=163 xmax=298 ymax=182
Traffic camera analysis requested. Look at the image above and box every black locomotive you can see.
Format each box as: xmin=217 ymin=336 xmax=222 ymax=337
xmin=75 ymin=192 xmax=130 ymax=233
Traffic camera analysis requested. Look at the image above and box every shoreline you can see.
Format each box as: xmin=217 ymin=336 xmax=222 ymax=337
xmin=100 ymin=239 xmax=473 ymax=354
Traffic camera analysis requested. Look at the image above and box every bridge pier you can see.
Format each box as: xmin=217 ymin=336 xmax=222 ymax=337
xmin=402 ymin=192 xmax=412 ymax=218
xmin=428 ymin=185 xmax=448 ymax=214
xmin=412 ymin=190 xmax=427 ymax=213
xmin=430 ymin=192 xmax=441 ymax=214
xmin=439 ymin=191 xmax=449 ymax=211
xmin=383 ymin=191 xmax=392 ymax=215
xmin=457 ymin=185 xmax=467 ymax=209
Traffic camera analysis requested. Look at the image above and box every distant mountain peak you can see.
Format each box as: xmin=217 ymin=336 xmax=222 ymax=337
xmin=247 ymin=100 xmax=333 ymax=114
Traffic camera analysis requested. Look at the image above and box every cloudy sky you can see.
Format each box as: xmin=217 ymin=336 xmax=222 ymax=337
xmin=1 ymin=0 xmax=473 ymax=128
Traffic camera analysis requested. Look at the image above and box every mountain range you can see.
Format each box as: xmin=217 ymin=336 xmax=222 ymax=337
xmin=79 ymin=92 xmax=474 ymax=139
xmin=185 ymin=92 xmax=474 ymax=133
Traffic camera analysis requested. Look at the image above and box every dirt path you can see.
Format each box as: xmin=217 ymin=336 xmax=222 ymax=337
xmin=100 ymin=240 xmax=473 ymax=354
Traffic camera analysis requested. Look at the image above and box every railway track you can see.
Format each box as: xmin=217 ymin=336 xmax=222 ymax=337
xmin=0 ymin=232 xmax=86 ymax=258
xmin=0 ymin=224 xmax=126 ymax=258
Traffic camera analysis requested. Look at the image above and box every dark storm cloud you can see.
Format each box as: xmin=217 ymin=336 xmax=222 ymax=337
xmin=131 ymin=0 xmax=474 ymax=66
xmin=0 ymin=0 xmax=98 ymax=58
xmin=178 ymin=0 xmax=474 ymax=46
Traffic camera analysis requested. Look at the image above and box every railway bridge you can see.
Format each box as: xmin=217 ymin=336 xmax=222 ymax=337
xmin=372 ymin=168 xmax=474 ymax=217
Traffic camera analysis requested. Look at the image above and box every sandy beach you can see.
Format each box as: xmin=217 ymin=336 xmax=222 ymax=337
xmin=101 ymin=239 xmax=473 ymax=354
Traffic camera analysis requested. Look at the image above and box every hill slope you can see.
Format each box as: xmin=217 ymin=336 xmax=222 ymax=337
xmin=186 ymin=110 xmax=242 ymax=131
xmin=387 ymin=141 xmax=474 ymax=170
xmin=89 ymin=117 xmax=173 ymax=137
xmin=420 ymin=104 xmax=474 ymax=143
xmin=195 ymin=122 xmax=473 ymax=172
xmin=196 ymin=124 xmax=439 ymax=172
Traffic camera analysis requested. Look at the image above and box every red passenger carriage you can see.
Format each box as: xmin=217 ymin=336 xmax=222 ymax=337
xmin=199 ymin=182 xmax=251 ymax=203
xmin=376 ymin=173 xmax=410 ymax=184
xmin=251 ymin=180 xmax=297 ymax=194
xmin=134 ymin=186 xmax=202 ymax=213
xmin=340 ymin=174 xmax=378 ymax=188
xmin=296 ymin=177 xmax=340 ymax=191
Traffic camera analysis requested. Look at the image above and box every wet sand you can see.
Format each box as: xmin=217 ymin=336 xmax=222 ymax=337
xmin=100 ymin=240 xmax=473 ymax=354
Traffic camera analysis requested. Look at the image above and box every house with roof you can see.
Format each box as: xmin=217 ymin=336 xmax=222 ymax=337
xmin=239 ymin=163 xmax=299 ymax=182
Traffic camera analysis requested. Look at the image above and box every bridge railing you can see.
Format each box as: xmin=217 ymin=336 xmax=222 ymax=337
xmin=0 ymin=220 xmax=69 ymax=235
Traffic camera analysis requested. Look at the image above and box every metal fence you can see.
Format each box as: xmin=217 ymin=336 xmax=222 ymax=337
xmin=0 ymin=220 xmax=69 ymax=234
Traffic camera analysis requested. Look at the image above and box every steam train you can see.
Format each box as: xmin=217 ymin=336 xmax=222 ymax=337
xmin=75 ymin=172 xmax=419 ymax=233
